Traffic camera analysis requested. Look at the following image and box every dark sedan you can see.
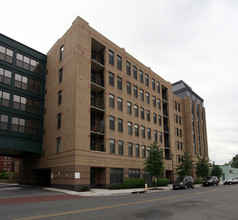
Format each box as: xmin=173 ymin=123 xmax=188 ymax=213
xmin=203 ymin=176 xmax=219 ymax=186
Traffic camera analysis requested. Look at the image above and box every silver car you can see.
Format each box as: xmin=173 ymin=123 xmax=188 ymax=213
xmin=223 ymin=177 xmax=238 ymax=185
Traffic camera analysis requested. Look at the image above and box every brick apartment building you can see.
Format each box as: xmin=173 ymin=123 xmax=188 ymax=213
xmin=0 ymin=16 xmax=208 ymax=190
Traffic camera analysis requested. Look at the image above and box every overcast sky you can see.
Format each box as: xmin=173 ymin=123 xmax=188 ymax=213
xmin=1 ymin=0 xmax=237 ymax=165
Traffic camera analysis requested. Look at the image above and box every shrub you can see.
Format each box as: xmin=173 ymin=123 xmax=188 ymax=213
xmin=123 ymin=178 xmax=145 ymax=188
xmin=156 ymin=178 xmax=170 ymax=186
xmin=109 ymin=184 xmax=124 ymax=190
xmin=81 ymin=185 xmax=89 ymax=191
xmin=194 ymin=179 xmax=203 ymax=184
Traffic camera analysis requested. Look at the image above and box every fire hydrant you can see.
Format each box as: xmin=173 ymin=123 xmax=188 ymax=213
xmin=145 ymin=183 xmax=148 ymax=191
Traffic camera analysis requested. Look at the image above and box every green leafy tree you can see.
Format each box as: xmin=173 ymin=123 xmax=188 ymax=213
xmin=176 ymin=152 xmax=193 ymax=176
xmin=230 ymin=154 xmax=238 ymax=168
xmin=144 ymin=142 xmax=164 ymax=188
xmin=210 ymin=163 xmax=223 ymax=178
xmin=195 ymin=155 xmax=210 ymax=180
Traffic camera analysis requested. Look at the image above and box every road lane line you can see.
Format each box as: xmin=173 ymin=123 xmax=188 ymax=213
xmin=14 ymin=188 xmax=219 ymax=220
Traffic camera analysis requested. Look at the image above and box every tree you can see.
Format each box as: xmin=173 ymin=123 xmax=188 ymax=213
xmin=195 ymin=155 xmax=210 ymax=180
xmin=144 ymin=142 xmax=164 ymax=188
xmin=210 ymin=163 xmax=223 ymax=178
xmin=230 ymin=154 xmax=238 ymax=168
xmin=176 ymin=152 xmax=193 ymax=176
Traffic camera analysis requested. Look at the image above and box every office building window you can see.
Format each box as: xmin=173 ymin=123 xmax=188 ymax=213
xmin=141 ymin=126 xmax=145 ymax=138
xmin=140 ymin=89 xmax=144 ymax=101
xmin=157 ymin=81 xmax=160 ymax=93
xmin=133 ymin=85 xmax=138 ymax=98
xmin=127 ymin=81 xmax=131 ymax=94
xmin=126 ymin=61 xmax=131 ymax=75
xmin=146 ymin=92 xmax=150 ymax=104
xmin=59 ymin=68 xmax=63 ymax=83
xmin=146 ymin=110 xmax=150 ymax=121
xmin=109 ymin=94 xmax=114 ymax=108
xmin=127 ymin=101 xmax=132 ymax=114
xmin=158 ymin=115 xmax=162 ymax=126
xmin=117 ymin=76 xmax=122 ymax=90
xmin=142 ymin=145 xmax=146 ymax=157
xmin=153 ymin=113 xmax=157 ymax=124
xmin=175 ymin=101 xmax=178 ymax=110
xmin=0 ymin=45 xmax=13 ymax=63
xmin=159 ymin=132 xmax=162 ymax=142
xmin=135 ymin=124 xmax=139 ymax=136
xmin=117 ymin=55 xmax=122 ymax=70
xmin=117 ymin=97 xmax=123 ymax=111
xmin=0 ymin=114 xmax=8 ymax=130
xmin=147 ymin=128 xmax=151 ymax=140
xmin=177 ymin=128 xmax=179 ymax=136
xmin=152 ymin=96 xmax=156 ymax=107
xmin=145 ymin=74 xmax=149 ymax=86
xmin=128 ymin=142 xmax=133 ymax=156
xmin=133 ymin=66 xmax=137 ymax=79
xmin=118 ymin=141 xmax=124 ymax=155
xmin=11 ymin=117 xmax=40 ymax=135
xmin=109 ymin=72 xmax=114 ymax=86
xmin=129 ymin=169 xmax=140 ymax=179
xmin=118 ymin=118 xmax=123 ymax=132
xmin=141 ymin=107 xmax=145 ymax=119
xmin=58 ymin=90 xmax=62 ymax=105
xmin=178 ymin=103 xmax=181 ymax=112
xmin=176 ymin=115 xmax=178 ymax=123
xmin=135 ymin=144 xmax=140 ymax=157
xmin=57 ymin=113 xmax=61 ymax=129
xmin=0 ymin=90 xmax=10 ymax=107
xmin=134 ymin=104 xmax=138 ymax=117
xmin=109 ymin=50 xmax=114 ymax=65
xmin=139 ymin=70 xmax=143 ymax=83
xmin=56 ymin=137 xmax=61 ymax=152
xmin=109 ymin=116 xmax=115 ymax=130
xmin=154 ymin=130 xmax=158 ymax=142
xmin=0 ymin=67 xmax=12 ymax=85
xmin=180 ymin=129 xmax=182 ymax=137
xmin=60 ymin=45 xmax=64 ymax=61
xmin=152 ymin=78 xmax=155 ymax=90
xmin=158 ymin=99 xmax=161 ymax=109
xmin=180 ymin=142 xmax=183 ymax=151
xmin=179 ymin=116 xmax=181 ymax=125
xmin=110 ymin=139 xmax=115 ymax=154
xmin=128 ymin=122 xmax=132 ymax=135
xmin=147 ymin=147 xmax=151 ymax=157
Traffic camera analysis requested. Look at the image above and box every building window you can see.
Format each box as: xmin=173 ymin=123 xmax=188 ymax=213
xmin=128 ymin=142 xmax=133 ymax=156
xmin=157 ymin=81 xmax=160 ymax=93
xmin=154 ymin=130 xmax=158 ymax=142
xmin=152 ymin=96 xmax=156 ymax=107
xmin=0 ymin=90 xmax=10 ymax=107
xmin=146 ymin=92 xmax=150 ymax=104
xmin=147 ymin=128 xmax=151 ymax=139
xmin=129 ymin=169 xmax=140 ymax=179
xmin=158 ymin=115 xmax=162 ymax=126
xmin=135 ymin=144 xmax=140 ymax=157
xmin=117 ymin=76 xmax=122 ymax=90
xmin=109 ymin=72 xmax=114 ymax=86
xmin=57 ymin=137 xmax=61 ymax=152
xmin=126 ymin=61 xmax=131 ymax=75
xmin=109 ymin=94 xmax=114 ymax=108
xmin=178 ymin=103 xmax=181 ymax=112
xmin=133 ymin=66 xmax=137 ymax=79
xmin=135 ymin=124 xmax=139 ymax=136
xmin=117 ymin=97 xmax=123 ymax=111
xmin=146 ymin=110 xmax=150 ymax=121
xmin=176 ymin=115 xmax=178 ymax=123
xmin=177 ymin=141 xmax=180 ymax=150
xmin=0 ymin=114 xmax=8 ymax=130
xmin=134 ymin=105 xmax=138 ymax=117
xmin=128 ymin=122 xmax=132 ymax=135
xmin=133 ymin=85 xmax=138 ymax=98
xmin=127 ymin=81 xmax=131 ymax=94
xmin=139 ymin=70 xmax=143 ymax=83
xmin=0 ymin=45 xmax=13 ymax=63
xmin=153 ymin=113 xmax=157 ymax=124
xmin=180 ymin=129 xmax=182 ymax=137
xmin=179 ymin=116 xmax=181 ymax=125
xmin=145 ymin=74 xmax=149 ymax=86
xmin=141 ymin=126 xmax=145 ymax=138
xmin=0 ymin=67 xmax=12 ymax=85
xmin=140 ymin=89 xmax=144 ymax=101
xmin=117 ymin=55 xmax=122 ymax=70
xmin=118 ymin=118 xmax=123 ymax=132
xmin=58 ymin=90 xmax=62 ymax=105
xmin=60 ymin=45 xmax=64 ymax=61
xmin=147 ymin=147 xmax=151 ymax=157
xmin=175 ymin=101 xmax=178 ymax=110
xmin=118 ymin=141 xmax=124 ymax=155
xmin=142 ymin=145 xmax=146 ymax=157
xmin=110 ymin=168 xmax=124 ymax=184
xmin=11 ymin=117 xmax=40 ymax=135
xmin=110 ymin=139 xmax=115 ymax=154
xmin=109 ymin=50 xmax=114 ymax=65
xmin=158 ymin=99 xmax=161 ymax=109
xmin=59 ymin=68 xmax=63 ymax=83
xmin=152 ymin=78 xmax=155 ymax=90
xmin=141 ymin=107 xmax=145 ymax=119
xmin=109 ymin=116 xmax=115 ymax=130
xmin=180 ymin=142 xmax=183 ymax=151
xmin=177 ymin=128 xmax=179 ymax=136
xmin=57 ymin=113 xmax=61 ymax=129
xmin=159 ymin=132 xmax=162 ymax=142
xmin=127 ymin=102 xmax=132 ymax=114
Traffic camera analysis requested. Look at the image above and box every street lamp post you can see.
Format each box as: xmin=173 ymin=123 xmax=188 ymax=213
xmin=171 ymin=154 xmax=174 ymax=183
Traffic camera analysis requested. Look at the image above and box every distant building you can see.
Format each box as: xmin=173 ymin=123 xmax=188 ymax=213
xmin=0 ymin=156 xmax=18 ymax=172
xmin=0 ymin=16 xmax=209 ymax=190
xmin=219 ymin=165 xmax=238 ymax=181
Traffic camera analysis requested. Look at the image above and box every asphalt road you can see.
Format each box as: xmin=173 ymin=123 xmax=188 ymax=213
xmin=0 ymin=184 xmax=237 ymax=220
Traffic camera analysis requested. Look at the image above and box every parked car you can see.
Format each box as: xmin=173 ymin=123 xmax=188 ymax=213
xmin=173 ymin=176 xmax=195 ymax=190
xmin=223 ymin=177 xmax=238 ymax=185
xmin=203 ymin=176 xmax=219 ymax=186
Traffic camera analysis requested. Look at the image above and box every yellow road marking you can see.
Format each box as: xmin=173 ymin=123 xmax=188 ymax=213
xmin=14 ymin=189 xmax=219 ymax=220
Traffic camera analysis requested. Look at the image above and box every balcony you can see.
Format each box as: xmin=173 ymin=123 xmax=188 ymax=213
xmin=91 ymin=92 xmax=104 ymax=111
xmin=91 ymin=123 xmax=105 ymax=135
xmin=91 ymin=135 xmax=105 ymax=152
